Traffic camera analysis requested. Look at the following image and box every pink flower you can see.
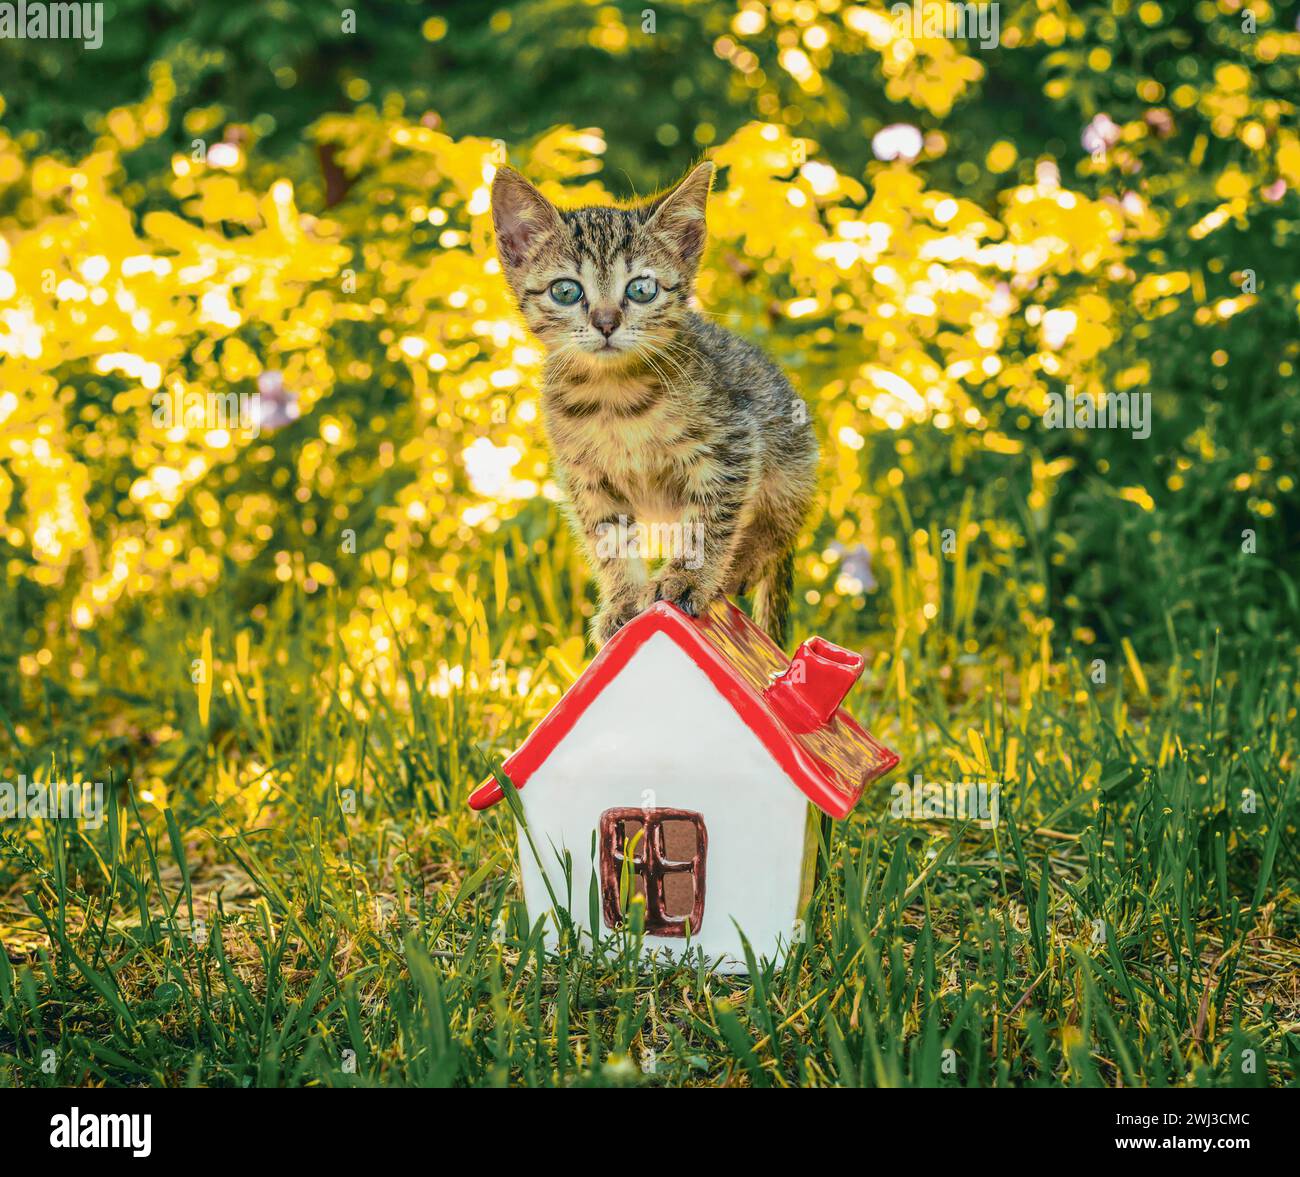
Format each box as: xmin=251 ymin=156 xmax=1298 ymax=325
xmin=1143 ymin=108 xmax=1174 ymax=138
xmin=1121 ymin=191 xmax=1146 ymax=217
xmin=871 ymin=124 xmax=923 ymax=163
xmin=1082 ymin=113 xmax=1121 ymax=157
xmin=830 ymin=543 xmax=876 ymax=593
xmin=254 ymin=370 xmax=300 ymax=433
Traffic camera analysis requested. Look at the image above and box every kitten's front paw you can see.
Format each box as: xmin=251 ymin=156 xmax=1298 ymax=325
xmin=591 ymin=600 xmax=642 ymax=648
xmin=653 ymin=570 xmax=713 ymax=618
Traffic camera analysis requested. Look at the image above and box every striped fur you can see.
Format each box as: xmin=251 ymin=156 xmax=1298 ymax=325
xmin=491 ymin=162 xmax=817 ymax=648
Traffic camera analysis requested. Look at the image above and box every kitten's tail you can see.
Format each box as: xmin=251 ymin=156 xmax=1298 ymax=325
xmin=752 ymin=550 xmax=794 ymax=649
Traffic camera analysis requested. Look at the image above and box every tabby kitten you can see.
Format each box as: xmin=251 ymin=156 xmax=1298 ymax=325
xmin=491 ymin=161 xmax=817 ymax=648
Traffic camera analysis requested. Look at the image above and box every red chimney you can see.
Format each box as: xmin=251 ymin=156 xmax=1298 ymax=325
xmin=764 ymin=637 xmax=864 ymax=733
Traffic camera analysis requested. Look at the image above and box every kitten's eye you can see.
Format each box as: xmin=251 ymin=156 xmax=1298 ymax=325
xmin=549 ymin=279 xmax=583 ymax=306
xmin=626 ymin=276 xmax=658 ymax=304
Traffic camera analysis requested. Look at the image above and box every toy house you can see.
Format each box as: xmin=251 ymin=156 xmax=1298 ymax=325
xmin=469 ymin=599 xmax=899 ymax=973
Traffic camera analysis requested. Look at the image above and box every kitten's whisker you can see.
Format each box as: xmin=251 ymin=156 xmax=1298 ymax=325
xmin=638 ymin=342 xmax=694 ymax=396
xmin=654 ymin=350 xmax=695 ymax=393
xmin=637 ymin=349 xmax=684 ymax=401
xmin=544 ymin=344 xmax=588 ymax=389
xmin=650 ymin=340 xmax=704 ymax=387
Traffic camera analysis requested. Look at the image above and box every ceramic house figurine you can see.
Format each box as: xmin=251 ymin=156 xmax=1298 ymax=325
xmin=469 ymin=599 xmax=899 ymax=973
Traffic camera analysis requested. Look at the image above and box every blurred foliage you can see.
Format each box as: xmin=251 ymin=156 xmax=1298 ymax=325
xmin=1 ymin=0 xmax=1299 ymax=731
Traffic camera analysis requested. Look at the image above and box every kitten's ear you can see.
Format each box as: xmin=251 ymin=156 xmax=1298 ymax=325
xmin=491 ymin=168 xmax=565 ymax=270
xmin=646 ymin=161 xmax=714 ymax=264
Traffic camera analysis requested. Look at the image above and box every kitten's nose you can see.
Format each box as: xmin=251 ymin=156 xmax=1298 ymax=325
xmin=590 ymin=307 xmax=622 ymax=338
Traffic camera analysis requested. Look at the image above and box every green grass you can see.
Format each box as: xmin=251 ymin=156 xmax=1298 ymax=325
xmin=1 ymin=522 xmax=1298 ymax=1088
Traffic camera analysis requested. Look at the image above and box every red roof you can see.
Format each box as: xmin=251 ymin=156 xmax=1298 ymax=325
xmin=468 ymin=599 xmax=899 ymax=820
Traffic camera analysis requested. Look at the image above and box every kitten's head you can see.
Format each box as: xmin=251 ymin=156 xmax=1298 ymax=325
xmin=490 ymin=162 xmax=713 ymax=364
